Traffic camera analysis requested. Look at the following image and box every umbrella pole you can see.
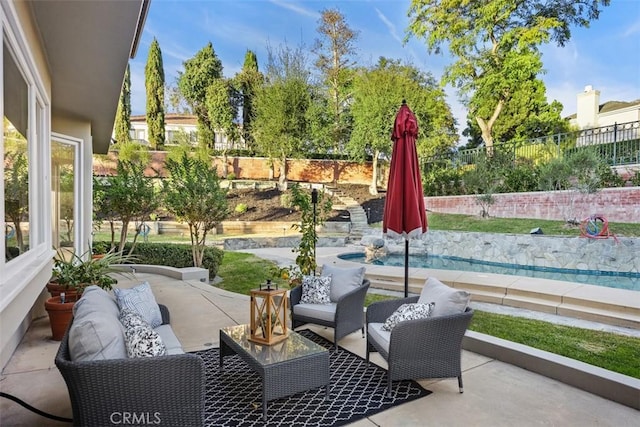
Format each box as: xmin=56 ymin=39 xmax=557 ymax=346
xmin=404 ymin=240 xmax=409 ymax=297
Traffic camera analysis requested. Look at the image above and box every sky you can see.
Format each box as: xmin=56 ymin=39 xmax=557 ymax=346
xmin=129 ymin=0 xmax=640 ymax=143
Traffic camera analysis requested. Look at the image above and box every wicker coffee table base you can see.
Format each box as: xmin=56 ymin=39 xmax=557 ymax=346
xmin=220 ymin=327 xmax=330 ymax=420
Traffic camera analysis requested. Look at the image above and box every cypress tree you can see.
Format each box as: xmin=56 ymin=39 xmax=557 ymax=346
xmin=145 ymin=38 xmax=165 ymax=149
xmin=114 ymin=64 xmax=131 ymax=145
xmin=235 ymin=50 xmax=262 ymax=151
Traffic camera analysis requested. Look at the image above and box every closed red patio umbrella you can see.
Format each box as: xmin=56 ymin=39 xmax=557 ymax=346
xmin=382 ymin=100 xmax=428 ymax=297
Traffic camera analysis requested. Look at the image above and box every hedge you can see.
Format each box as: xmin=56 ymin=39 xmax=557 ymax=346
xmin=94 ymin=241 xmax=224 ymax=279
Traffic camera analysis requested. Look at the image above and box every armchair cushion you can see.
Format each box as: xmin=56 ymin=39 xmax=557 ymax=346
xmin=418 ymin=277 xmax=470 ymax=317
xmin=321 ymin=264 xmax=366 ymax=302
xmin=292 ymin=302 xmax=337 ymax=323
xmin=300 ymin=275 xmax=332 ymax=304
xmin=367 ymin=323 xmax=390 ymax=353
xmin=382 ymin=302 xmax=435 ymax=331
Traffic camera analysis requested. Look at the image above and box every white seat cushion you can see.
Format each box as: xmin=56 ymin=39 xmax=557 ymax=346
xmin=293 ymin=302 xmax=337 ymax=323
xmin=367 ymin=322 xmax=390 ymax=353
xmin=418 ymin=277 xmax=470 ymax=317
xmin=155 ymin=324 xmax=184 ymax=355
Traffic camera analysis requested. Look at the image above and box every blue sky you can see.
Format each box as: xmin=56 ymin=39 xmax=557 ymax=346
xmin=130 ymin=0 xmax=640 ymax=140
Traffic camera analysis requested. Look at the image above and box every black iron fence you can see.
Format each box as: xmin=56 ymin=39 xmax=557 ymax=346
xmin=431 ymin=120 xmax=640 ymax=168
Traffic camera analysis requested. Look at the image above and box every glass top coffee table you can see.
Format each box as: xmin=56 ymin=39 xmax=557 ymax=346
xmin=219 ymin=324 xmax=330 ymax=420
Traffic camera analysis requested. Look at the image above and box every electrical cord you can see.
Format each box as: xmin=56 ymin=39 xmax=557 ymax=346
xmin=0 ymin=391 xmax=72 ymax=423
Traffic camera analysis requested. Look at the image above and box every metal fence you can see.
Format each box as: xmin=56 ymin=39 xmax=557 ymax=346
xmin=431 ymin=120 xmax=640 ymax=168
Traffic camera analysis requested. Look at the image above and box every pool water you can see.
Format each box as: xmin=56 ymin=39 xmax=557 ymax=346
xmin=338 ymin=253 xmax=640 ymax=292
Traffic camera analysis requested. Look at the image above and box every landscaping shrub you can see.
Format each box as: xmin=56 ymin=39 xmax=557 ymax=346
xmin=108 ymin=242 xmax=224 ymax=279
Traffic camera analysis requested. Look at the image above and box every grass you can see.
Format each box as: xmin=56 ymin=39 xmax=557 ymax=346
xmin=215 ymin=251 xmax=640 ymax=379
xmin=469 ymin=311 xmax=640 ymax=379
xmin=426 ymin=213 xmax=640 ymax=237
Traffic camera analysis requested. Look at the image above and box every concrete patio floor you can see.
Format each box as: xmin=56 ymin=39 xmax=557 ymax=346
xmin=1 ymin=247 xmax=639 ymax=426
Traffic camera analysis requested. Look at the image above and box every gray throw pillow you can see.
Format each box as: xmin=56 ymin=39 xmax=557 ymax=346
xmin=321 ymin=264 xmax=366 ymax=302
xmin=417 ymin=277 xmax=470 ymax=317
xmin=300 ymin=275 xmax=332 ymax=304
xmin=114 ymin=282 xmax=163 ymax=328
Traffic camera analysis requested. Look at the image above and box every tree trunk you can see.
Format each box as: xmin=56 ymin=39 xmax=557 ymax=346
xmin=221 ymin=151 xmax=229 ymax=178
xmin=278 ymin=156 xmax=287 ymax=191
xmin=475 ymin=98 xmax=505 ymax=156
xmin=369 ymin=149 xmax=379 ymax=195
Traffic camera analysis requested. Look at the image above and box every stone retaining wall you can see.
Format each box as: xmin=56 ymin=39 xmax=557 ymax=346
xmin=381 ymin=230 xmax=640 ymax=274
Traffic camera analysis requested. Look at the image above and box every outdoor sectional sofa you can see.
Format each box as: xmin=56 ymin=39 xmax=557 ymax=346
xmin=54 ymin=285 xmax=205 ymax=427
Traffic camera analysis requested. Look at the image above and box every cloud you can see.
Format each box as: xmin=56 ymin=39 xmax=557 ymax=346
xmin=269 ymin=0 xmax=320 ymax=19
xmin=374 ymin=7 xmax=402 ymax=44
xmin=622 ymin=18 xmax=640 ymax=37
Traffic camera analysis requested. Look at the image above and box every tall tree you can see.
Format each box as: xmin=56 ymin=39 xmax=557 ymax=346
xmin=114 ymin=64 xmax=131 ymax=145
xmin=177 ymin=42 xmax=223 ymax=149
xmin=252 ymin=43 xmax=312 ymax=189
xmin=234 ymin=50 xmax=263 ymax=152
xmin=145 ymin=38 xmax=166 ymax=150
xmin=312 ymin=8 xmax=358 ymax=153
xmin=205 ymin=78 xmax=240 ymax=177
xmin=407 ymin=0 xmax=611 ymax=152
xmin=348 ymin=58 xmax=456 ymax=194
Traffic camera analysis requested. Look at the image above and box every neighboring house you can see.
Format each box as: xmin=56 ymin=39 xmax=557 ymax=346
xmin=126 ymin=113 xmax=245 ymax=150
xmin=1 ymin=1 xmax=149 ymax=368
xmin=129 ymin=113 xmax=198 ymax=146
xmin=567 ymin=86 xmax=640 ymax=146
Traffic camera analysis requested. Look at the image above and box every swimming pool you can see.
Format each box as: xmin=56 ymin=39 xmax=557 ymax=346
xmin=338 ymin=252 xmax=640 ymax=292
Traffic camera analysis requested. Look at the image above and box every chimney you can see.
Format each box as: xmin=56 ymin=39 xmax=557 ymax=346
xmin=576 ymin=85 xmax=600 ymax=129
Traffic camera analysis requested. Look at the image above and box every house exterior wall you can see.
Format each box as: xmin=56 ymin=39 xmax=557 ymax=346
xmin=571 ymin=86 xmax=640 ymax=130
xmin=1 ymin=1 xmax=55 ymax=368
xmin=425 ymin=187 xmax=640 ymax=224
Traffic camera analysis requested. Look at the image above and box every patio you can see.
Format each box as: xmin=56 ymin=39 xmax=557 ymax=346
xmin=1 ymin=248 xmax=638 ymax=426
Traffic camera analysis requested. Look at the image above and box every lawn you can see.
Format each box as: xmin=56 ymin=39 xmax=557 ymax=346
xmin=215 ymin=251 xmax=640 ymax=379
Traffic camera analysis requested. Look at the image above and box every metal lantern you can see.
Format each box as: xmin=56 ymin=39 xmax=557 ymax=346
xmin=249 ymin=280 xmax=289 ymax=345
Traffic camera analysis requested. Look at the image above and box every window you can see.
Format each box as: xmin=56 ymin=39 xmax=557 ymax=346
xmin=51 ymin=139 xmax=76 ymax=250
xmin=4 ymin=41 xmax=30 ymax=261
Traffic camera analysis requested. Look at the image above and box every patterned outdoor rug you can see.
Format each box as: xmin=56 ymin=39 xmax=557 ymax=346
xmin=194 ymin=329 xmax=430 ymax=426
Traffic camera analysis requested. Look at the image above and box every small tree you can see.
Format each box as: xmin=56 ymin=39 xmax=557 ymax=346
xmin=93 ymin=160 xmax=159 ymax=253
xmin=537 ymin=149 xmax=603 ymax=224
xmin=289 ymin=184 xmax=332 ymax=275
xmin=163 ymin=153 xmax=229 ymax=268
xmin=4 ymin=151 xmax=29 ymax=253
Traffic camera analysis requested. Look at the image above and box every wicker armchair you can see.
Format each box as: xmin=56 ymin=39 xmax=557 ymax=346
xmin=55 ymin=304 xmax=205 ymax=427
xmin=290 ymin=279 xmax=370 ymax=349
xmin=366 ymin=296 xmax=473 ymax=396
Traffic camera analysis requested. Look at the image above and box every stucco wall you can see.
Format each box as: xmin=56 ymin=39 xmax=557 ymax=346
xmin=425 ymin=187 xmax=640 ymax=224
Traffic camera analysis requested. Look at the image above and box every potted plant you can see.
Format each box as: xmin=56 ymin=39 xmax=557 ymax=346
xmin=45 ymin=248 xmax=133 ymax=340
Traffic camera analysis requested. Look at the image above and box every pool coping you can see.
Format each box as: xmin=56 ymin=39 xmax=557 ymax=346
xmin=329 ymin=254 xmax=640 ymax=330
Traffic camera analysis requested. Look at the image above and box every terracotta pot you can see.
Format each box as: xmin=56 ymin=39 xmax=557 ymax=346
xmin=46 ymin=282 xmax=80 ymax=300
xmin=44 ymin=296 xmax=77 ymax=341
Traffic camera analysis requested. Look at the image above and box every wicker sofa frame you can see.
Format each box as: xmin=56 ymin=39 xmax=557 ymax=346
xmin=366 ymin=296 xmax=474 ymax=396
xmin=290 ymin=279 xmax=370 ymax=349
xmin=55 ymin=304 xmax=205 ymax=427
